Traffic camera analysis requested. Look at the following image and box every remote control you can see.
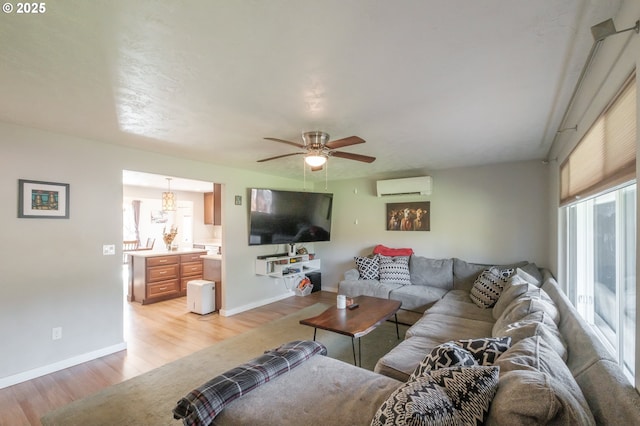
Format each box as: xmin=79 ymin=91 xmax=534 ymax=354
xmin=348 ymin=303 xmax=359 ymax=310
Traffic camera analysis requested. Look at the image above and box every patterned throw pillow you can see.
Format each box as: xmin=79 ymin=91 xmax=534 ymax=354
xmin=410 ymin=342 xmax=477 ymax=380
xmin=371 ymin=366 xmax=500 ymax=426
xmin=470 ymin=267 xmax=515 ymax=308
xmin=454 ymin=337 xmax=511 ymax=365
xmin=378 ymin=255 xmax=411 ymax=285
xmin=354 ymin=255 xmax=380 ymax=280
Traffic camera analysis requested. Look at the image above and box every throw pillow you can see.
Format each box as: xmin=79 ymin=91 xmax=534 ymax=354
xmin=371 ymin=366 xmax=499 ymax=426
xmin=373 ymin=244 xmax=414 ymax=256
xmin=454 ymin=337 xmax=511 ymax=365
xmin=409 ymin=342 xmax=477 ymax=380
xmin=378 ymin=255 xmax=411 ymax=285
xmin=469 ymin=267 xmax=515 ymax=308
xmin=354 ymin=255 xmax=380 ymax=280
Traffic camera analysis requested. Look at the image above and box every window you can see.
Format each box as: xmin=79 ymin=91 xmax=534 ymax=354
xmin=565 ymin=184 xmax=636 ymax=379
xmin=562 ymin=74 xmax=636 ymax=381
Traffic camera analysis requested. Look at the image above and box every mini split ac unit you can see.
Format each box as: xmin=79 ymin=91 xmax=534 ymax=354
xmin=376 ymin=176 xmax=432 ymax=197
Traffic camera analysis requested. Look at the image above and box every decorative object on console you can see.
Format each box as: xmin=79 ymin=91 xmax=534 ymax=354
xmin=17 ymin=179 xmax=70 ymax=219
xmin=386 ymin=202 xmax=430 ymax=231
xmin=162 ymin=177 xmax=176 ymax=211
xmin=162 ymin=225 xmax=178 ymax=250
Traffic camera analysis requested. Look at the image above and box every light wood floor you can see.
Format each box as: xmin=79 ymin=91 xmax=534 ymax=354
xmin=0 ymin=289 xmax=336 ymax=426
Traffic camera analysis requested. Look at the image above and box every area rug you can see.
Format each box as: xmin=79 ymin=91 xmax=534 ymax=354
xmin=41 ymin=303 xmax=407 ymax=426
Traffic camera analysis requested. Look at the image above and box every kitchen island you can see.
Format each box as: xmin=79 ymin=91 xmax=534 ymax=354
xmin=128 ymin=249 xmax=207 ymax=305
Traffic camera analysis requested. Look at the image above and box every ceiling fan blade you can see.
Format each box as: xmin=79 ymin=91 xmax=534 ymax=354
xmin=264 ymin=137 xmax=305 ymax=148
xmin=331 ymin=151 xmax=376 ymax=163
xmin=325 ymin=136 xmax=365 ymax=149
xmin=257 ymin=152 xmax=304 ymax=162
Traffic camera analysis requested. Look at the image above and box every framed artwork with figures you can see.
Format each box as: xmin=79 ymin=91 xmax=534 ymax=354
xmin=18 ymin=179 xmax=70 ymax=219
xmin=386 ymin=202 xmax=430 ymax=231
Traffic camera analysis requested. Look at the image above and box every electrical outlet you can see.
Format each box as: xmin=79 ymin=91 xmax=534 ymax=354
xmin=102 ymin=244 xmax=115 ymax=255
xmin=52 ymin=327 xmax=62 ymax=340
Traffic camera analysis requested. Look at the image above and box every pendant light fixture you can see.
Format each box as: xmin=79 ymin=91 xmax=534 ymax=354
xmin=162 ymin=177 xmax=176 ymax=211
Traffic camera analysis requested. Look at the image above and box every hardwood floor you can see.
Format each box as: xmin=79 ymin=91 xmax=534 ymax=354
xmin=0 ymin=288 xmax=336 ymax=426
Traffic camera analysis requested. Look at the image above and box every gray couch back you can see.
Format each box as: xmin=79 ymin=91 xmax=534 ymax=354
xmin=541 ymin=270 xmax=640 ymax=425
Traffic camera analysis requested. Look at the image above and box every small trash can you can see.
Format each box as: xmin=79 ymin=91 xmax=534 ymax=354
xmin=187 ymin=280 xmax=215 ymax=315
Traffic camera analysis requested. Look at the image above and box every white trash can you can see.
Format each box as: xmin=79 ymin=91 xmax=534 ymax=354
xmin=187 ymin=280 xmax=215 ymax=315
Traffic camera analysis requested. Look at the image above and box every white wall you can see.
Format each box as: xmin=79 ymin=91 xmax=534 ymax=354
xmin=316 ymin=160 xmax=551 ymax=290
xmin=0 ymin=122 xmax=303 ymax=386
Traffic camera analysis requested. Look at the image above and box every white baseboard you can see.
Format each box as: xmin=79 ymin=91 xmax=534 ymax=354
xmin=220 ymin=291 xmax=294 ymax=317
xmin=0 ymin=342 xmax=127 ymax=389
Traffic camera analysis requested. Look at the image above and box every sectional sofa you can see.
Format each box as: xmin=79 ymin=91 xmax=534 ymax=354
xmin=196 ymin=254 xmax=640 ymax=425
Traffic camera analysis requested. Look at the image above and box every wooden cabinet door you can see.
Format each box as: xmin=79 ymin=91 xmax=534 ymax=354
xmin=204 ymin=184 xmax=221 ymax=225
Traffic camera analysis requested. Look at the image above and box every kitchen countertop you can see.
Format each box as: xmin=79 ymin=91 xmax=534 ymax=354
xmin=201 ymin=254 xmax=223 ymax=260
xmin=128 ymin=248 xmax=208 ymax=258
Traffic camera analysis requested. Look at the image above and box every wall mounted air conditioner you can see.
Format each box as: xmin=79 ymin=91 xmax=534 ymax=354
xmin=376 ymin=176 xmax=432 ymax=197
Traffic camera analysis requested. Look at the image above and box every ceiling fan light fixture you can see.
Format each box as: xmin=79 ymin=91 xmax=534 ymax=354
xmin=304 ymin=153 xmax=327 ymax=167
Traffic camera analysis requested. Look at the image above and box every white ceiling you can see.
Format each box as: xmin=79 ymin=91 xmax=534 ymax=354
xmin=0 ymin=0 xmax=623 ymax=182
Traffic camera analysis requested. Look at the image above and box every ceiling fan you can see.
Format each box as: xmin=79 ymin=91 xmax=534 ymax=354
xmin=258 ymin=131 xmax=376 ymax=170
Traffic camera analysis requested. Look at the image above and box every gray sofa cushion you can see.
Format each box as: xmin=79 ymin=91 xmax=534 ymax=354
xmin=409 ymin=256 xmax=453 ymax=289
xmin=425 ymin=292 xmax=495 ymax=323
xmin=389 ymin=285 xmax=448 ymax=312
xmin=212 ymin=355 xmax=400 ymax=426
xmin=406 ymin=313 xmax=494 ymax=341
xmin=338 ymin=279 xmax=403 ymax=299
xmin=494 ymin=336 xmax=595 ymax=425
xmin=491 ymin=275 xmax=531 ymax=320
xmin=375 ymin=336 xmax=446 ymax=381
xmin=493 ymin=311 xmax=567 ymax=361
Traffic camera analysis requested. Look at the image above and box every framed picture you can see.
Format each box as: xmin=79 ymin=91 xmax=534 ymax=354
xmin=386 ymin=201 xmax=430 ymax=231
xmin=18 ymin=179 xmax=70 ymax=219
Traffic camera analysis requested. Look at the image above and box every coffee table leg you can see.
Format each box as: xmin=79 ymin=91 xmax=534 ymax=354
xmin=395 ymin=314 xmax=399 ymax=339
xmin=351 ymin=338 xmax=357 ymax=365
xmin=313 ymin=328 xmax=317 ymax=341
xmin=358 ymin=337 xmax=362 ymax=366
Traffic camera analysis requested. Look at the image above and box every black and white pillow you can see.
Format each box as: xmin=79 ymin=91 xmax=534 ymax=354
xmin=410 ymin=342 xmax=477 ymax=380
xmin=378 ymin=255 xmax=411 ymax=285
xmin=371 ymin=366 xmax=500 ymax=426
xmin=454 ymin=337 xmax=511 ymax=365
xmin=469 ymin=267 xmax=515 ymax=308
xmin=354 ymin=255 xmax=380 ymax=280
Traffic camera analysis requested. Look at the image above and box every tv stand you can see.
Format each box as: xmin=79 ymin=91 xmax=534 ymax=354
xmin=256 ymin=252 xmax=290 ymax=260
xmin=255 ymin=254 xmax=320 ymax=278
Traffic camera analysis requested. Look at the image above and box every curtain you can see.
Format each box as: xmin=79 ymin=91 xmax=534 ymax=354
xmin=132 ymin=200 xmax=141 ymax=245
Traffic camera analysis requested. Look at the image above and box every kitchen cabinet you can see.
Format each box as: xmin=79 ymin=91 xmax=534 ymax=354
xmin=129 ymin=250 xmax=207 ymax=305
xmin=204 ymin=183 xmax=221 ymax=225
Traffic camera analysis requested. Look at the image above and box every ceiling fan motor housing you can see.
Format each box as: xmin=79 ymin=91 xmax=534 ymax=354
xmin=302 ymin=131 xmax=330 ymax=149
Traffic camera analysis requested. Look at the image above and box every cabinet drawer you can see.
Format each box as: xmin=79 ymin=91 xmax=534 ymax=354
xmin=147 ymin=280 xmax=179 ymax=297
xmin=147 ymin=255 xmax=179 ymax=267
xmin=147 ymin=264 xmax=179 ymax=282
xmin=181 ymin=262 xmax=203 ymax=277
xmin=180 ymin=275 xmax=203 ymax=291
xmin=181 ymin=252 xmax=206 ymax=263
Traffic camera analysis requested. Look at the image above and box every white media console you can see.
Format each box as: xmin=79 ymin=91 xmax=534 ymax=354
xmin=255 ymin=253 xmax=321 ymax=278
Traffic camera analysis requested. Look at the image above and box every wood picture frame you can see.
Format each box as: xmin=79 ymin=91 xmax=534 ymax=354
xmin=18 ymin=179 xmax=70 ymax=219
xmin=386 ymin=201 xmax=430 ymax=231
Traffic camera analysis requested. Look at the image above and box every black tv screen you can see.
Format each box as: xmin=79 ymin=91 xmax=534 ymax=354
xmin=248 ymin=188 xmax=333 ymax=245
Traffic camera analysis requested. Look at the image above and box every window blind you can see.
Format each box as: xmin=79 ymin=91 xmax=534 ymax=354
xmin=560 ymin=74 xmax=636 ymax=205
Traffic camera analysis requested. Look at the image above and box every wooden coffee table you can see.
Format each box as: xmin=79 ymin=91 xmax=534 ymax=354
xmin=299 ymin=295 xmax=402 ymax=366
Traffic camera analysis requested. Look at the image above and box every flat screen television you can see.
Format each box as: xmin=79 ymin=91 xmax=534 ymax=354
xmin=248 ymin=188 xmax=333 ymax=246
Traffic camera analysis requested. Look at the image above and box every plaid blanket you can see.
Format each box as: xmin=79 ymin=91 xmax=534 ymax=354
xmin=173 ymin=340 xmax=327 ymax=426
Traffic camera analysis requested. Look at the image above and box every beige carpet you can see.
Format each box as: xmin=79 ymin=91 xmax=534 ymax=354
xmin=41 ymin=303 xmax=407 ymax=426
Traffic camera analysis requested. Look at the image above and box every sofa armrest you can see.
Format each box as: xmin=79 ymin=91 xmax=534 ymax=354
xmin=344 ymin=268 xmax=360 ymax=281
